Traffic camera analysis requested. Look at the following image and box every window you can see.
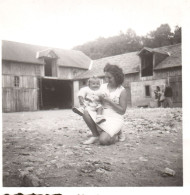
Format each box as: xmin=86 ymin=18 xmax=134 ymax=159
xmin=145 ymin=85 xmax=150 ymax=97
xmin=44 ymin=58 xmax=53 ymax=76
xmin=14 ymin=76 xmax=20 ymax=87
xmin=141 ymin=53 xmax=153 ymax=77
xmin=82 ymin=80 xmax=86 ymax=85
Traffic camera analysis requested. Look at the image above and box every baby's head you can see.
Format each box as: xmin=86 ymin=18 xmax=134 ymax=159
xmin=87 ymin=76 xmax=101 ymax=91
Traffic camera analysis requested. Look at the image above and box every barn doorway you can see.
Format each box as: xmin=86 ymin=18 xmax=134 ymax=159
xmin=39 ymin=78 xmax=73 ymax=110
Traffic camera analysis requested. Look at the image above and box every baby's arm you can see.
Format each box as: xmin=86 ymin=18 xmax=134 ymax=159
xmin=78 ymin=96 xmax=85 ymax=107
xmin=77 ymin=87 xmax=88 ymax=107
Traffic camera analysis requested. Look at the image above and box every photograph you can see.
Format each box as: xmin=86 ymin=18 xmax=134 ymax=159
xmin=0 ymin=0 xmax=189 ymax=194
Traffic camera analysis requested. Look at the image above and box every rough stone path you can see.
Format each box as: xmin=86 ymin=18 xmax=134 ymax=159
xmin=3 ymin=108 xmax=182 ymax=187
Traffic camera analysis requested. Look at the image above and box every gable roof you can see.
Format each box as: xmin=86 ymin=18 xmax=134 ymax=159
xmin=153 ymin=44 xmax=181 ymax=70
xmin=2 ymin=40 xmax=91 ymax=69
xmin=74 ymin=51 xmax=140 ymax=80
xmin=138 ymin=47 xmax=170 ymax=56
xmin=36 ymin=49 xmax=59 ymax=59
xmin=75 ymin=43 xmax=181 ymax=80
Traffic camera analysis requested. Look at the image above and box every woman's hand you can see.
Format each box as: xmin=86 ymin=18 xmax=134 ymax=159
xmin=98 ymin=93 xmax=110 ymax=103
xmin=107 ymin=89 xmax=127 ymax=115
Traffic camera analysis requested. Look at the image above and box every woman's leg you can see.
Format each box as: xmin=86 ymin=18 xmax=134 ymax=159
xmin=82 ymin=109 xmax=100 ymax=144
xmin=99 ymin=131 xmax=117 ymax=145
xmin=83 ymin=109 xmax=99 ymax=136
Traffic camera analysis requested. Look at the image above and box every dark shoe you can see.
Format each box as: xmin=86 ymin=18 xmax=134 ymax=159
xmin=72 ymin=107 xmax=84 ymax=116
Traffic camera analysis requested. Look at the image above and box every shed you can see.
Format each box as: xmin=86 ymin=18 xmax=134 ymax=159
xmin=2 ymin=40 xmax=91 ymax=112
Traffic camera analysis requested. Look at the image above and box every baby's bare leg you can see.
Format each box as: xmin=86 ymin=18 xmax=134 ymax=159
xmin=97 ymin=106 xmax=103 ymax=115
xmin=96 ymin=106 xmax=106 ymax=124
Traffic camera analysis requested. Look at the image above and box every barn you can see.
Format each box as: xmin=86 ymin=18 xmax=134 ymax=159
xmin=2 ymin=41 xmax=182 ymax=112
xmin=2 ymin=40 xmax=91 ymax=112
xmin=75 ymin=43 xmax=182 ymax=108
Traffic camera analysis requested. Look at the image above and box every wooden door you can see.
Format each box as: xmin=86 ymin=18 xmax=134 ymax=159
xmin=169 ymin=76 xmax=182 ymax=106
xmin=2 ymin=88 xmax=14 ymax=112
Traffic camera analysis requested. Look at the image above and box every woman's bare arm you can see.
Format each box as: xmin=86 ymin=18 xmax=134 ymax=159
xmin=101 ymin=89 xmax=127 ymax=115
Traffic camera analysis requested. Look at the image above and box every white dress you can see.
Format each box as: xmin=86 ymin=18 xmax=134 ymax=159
xmin=87 ymin=83 xmax=125 ymax=137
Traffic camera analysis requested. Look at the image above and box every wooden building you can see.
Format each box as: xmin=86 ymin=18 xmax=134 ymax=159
xmin=2 ymin=41 xmax=181 ymax=112
xmin=2 ymin=40 xmax=91 ymax=112
xmin=75 ymin=43 xmax=182 ymax=108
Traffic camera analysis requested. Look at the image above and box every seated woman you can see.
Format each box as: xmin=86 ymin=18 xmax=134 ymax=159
xmin=82 ymin=63 xmax=127 ymax=145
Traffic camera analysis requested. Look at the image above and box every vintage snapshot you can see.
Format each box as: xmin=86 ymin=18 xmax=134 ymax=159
xmin=0 ymin=0 xmax=188 ymax=194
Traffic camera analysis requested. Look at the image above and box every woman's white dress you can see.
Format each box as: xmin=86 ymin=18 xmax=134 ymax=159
xmin=87 ymin=83 xmax=125 ymax=137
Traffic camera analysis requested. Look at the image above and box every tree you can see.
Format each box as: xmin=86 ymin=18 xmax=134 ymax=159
xmin=173 ymin=25 xmax=181 ymax=44
xmin=150 ymin=24 xmax=173 ymax=47
xmin=73 ymin=24 xmax=181 ymax=59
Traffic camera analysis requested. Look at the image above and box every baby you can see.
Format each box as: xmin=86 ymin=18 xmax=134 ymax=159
xmin=72 ymin=76 xmax=106 ymax=124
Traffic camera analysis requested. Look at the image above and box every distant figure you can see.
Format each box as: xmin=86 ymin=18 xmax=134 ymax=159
xmin=159 ymin=89 xmax=165 ymax=107
xmin=164 ymin=85 xmax=173 ymax=108
xmin=154 ymin=86 xmax=161 ymax=107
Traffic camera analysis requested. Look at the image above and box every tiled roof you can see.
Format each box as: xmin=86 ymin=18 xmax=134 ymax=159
xmin=75 ymin=43 xmax=181 ymax=79
xmin=2 ymin=40 xmax=91 ymax=69
xmin=153 ymin=44 xmax=181 ymax=69
xmin=74 ymin=51 xmax=140 ymax=79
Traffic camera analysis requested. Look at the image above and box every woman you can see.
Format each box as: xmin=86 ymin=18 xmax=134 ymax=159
xmin=82 ymin=63 xmax=127 ymax=145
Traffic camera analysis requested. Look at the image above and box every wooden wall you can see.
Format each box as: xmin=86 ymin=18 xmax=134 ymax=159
xmin=3 ymin=88 xmax=38 ymax=112
xmin=2 ymin=61 xmax=43 ymax=112
xmin=2 ymin=60 xmax=88 ymax=112
xmin=2 ymin=61 xmax=44 ymax=76
xmin=58 ymin=66 xmax=87 ymax=79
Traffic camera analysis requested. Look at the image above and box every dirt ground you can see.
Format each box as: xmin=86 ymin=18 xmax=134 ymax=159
xmin=3 ymin=108 xmax=183 ymax=187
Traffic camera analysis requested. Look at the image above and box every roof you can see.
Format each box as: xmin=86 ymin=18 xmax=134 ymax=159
xmin=2 ymin=40 xmax=91 ymax=69
xmin=75 ymin=43 xmax=181 ymax=79
xmin=153 ymin=44 xmax=181 ymax=70
xmin=138 ymin=47 xmax=169 ymax=56
xmin=75 ymin=51 xmax=140 ymax=79
xmin=36 ymin=49 xmax=59 ymax=59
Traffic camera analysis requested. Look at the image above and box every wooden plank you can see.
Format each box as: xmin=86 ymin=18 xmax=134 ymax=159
xmin=20 ymin=76 xmax=38 ymax=88
xmin=2 ymin=88 xmax=38 ymax=112
xmin=170 ymin=81 xmax=182 ymax=103
xmin=169 ymin=76 xmax=182 ymax=82
xmin=16 ymin=89 xmax=38 ymax=111
xmin=3 ymin=61 xmax=43 ymax=76
xmin=2 ymin=61 xmax=11 ymax=74
xmin=2 ymin=88 xmax=14 ymax=112
xmin=3 ymin=75 xmax=38 ymax=89
xmin=2 ymin=75 xmax=13 ymax=88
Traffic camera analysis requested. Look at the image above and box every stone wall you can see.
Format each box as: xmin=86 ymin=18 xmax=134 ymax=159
xmin=131 ymin=79 xmax=166 ymax=107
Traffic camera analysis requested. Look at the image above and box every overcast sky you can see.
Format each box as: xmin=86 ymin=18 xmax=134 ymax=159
xmin=0 ymin=0 xmax=188 ymax=49
xmin=1 ymin=0 xmax=190 ymax=191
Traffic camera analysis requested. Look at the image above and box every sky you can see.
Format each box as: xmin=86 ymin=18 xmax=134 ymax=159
xmin=0 ymin=0 xmax=188 ymax=49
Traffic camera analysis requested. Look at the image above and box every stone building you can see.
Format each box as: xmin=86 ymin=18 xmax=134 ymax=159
xmin=75 ymin=43 xmax=182 ymax=108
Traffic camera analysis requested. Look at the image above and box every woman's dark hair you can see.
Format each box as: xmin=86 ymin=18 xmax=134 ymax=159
xmin=104 ymin=63 xmax=124 ymax=86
